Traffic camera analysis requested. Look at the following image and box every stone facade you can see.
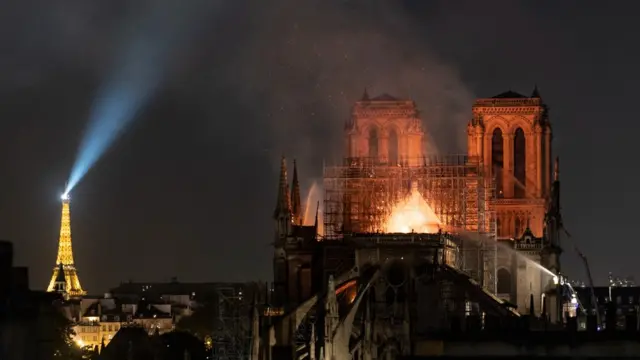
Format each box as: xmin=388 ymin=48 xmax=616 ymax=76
xmin=345 ymin=93 xmax=425 ymax=165
xmin=468 ymin=89 xmax=551 ymax=239
xmin=468 ymin=88 xmax=557 ymax=317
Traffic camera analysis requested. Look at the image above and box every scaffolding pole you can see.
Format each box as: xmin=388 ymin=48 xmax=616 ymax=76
xmin=212 ymin=284 xmax=255 ymax=360
xmin=322 ymin=155 xmax=497 ymax=292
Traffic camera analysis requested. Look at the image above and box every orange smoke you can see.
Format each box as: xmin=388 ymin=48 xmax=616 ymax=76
xmin=385 ymin=181 xmax=441 ymax=234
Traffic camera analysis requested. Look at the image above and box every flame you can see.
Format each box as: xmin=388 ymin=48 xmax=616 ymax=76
xmin=385 ymin=181 xmax=441 ymax=234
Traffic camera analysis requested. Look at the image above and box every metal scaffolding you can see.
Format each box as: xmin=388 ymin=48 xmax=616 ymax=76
xmin=212 ymin=283 xmax=263 ymax=360
xmin=322 ymin=155 xmax=497 ymax=293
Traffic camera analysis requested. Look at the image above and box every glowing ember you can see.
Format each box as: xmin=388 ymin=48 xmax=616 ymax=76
xmin=385 ymin=181 xmax=441 ymax=234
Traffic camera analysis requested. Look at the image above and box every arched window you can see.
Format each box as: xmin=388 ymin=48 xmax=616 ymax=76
xmin=368 ymin=127 xmax=379 ymax=160
xmin=388 ymin=129 xmax=399 ymax=165
xmin=497 ymin=268 xmax=512 ymax=294
xmin=496 ymin=217 xmax=502 ymax=238
xmin=514 ymin=128 xmax=526 ymax=198
xmin=491 ymin=128 xmax=504 ymax=197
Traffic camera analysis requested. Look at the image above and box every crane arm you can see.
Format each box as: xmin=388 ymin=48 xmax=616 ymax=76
xmin=564 ymin=229 xmax=601 ymax=328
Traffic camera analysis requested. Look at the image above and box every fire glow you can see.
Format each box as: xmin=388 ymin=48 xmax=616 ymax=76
xmin=385 ymin=181 xmax=441 ymax=234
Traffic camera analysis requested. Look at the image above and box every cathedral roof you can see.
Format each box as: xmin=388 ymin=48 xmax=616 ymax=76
xmin=491 ymin=90 xmax=527 ymax=99
xmin=370 ymin=93 xmax=399 ymax=101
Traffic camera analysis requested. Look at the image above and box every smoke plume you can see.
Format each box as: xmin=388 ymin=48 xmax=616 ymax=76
xmin=0 ymin=0 xmax=477 ymax=284
xmin=2 ymin=0 xmax=473 ymax=179
xmin=227 ymin=0 xmax=475 ymax=174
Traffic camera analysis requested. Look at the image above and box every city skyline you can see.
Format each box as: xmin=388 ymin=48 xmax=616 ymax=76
xmin=2 ymin=0 xmax=638 ymax=292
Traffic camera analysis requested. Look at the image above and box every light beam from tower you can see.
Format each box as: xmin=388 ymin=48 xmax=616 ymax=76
xmin=47 ymin=193 xmax=86 ymax=298
xmin=63 ymin=2 xmax=210 ymax=196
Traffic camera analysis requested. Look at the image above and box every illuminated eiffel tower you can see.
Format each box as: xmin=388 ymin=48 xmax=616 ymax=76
xmin=47 ymin=193 xmax=86 ymax=298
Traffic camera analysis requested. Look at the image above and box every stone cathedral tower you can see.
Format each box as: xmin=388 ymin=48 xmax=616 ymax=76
xmin=345 ymin=91 xmax=425 ymax=165
xmin=468 ymin=87 xmax=554 ymax=315
xmin=468 ymin=87 xmax=552 ymax=239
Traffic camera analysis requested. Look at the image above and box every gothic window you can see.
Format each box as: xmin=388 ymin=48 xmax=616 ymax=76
xmin=491 ymin=128 xmax=504 ymax=197
xmin=388 ymin=128 xmax=399 ymax=165
xmin=368 ymin=127 xmax=379 ymax=160
xmin=514 ymin=128 xmax=526 ymax=198
xmin=496 ymin=217 xmax=502 ymax=237
xmin=497 ymin=268 xmax=512 ymax=294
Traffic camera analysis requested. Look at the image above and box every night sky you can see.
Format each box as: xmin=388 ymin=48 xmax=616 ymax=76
xmin=1 ymin=0 xmax=635 ymax=293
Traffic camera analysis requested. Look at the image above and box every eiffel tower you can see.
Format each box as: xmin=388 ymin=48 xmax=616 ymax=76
xmin=47 ymin=193 xmax=86 ymax=298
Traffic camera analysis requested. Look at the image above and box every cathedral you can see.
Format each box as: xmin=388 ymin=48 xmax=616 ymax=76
xmin=260 ymin=88 xmax=568 ymax=360
xmin=273 ymin=87 xmax=561 ymax=309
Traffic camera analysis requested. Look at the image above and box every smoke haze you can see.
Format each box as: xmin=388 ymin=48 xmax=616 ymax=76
xmin=0 ymin=0 xmax=483 ymax=288
xmin=4 ymin=0 xmax=638 ymax=289
xmin=2 ymin=0 xmax=473 ymax=179
xmin=224 ymin=0 xmax=475 ymax=205
xmin=230 ymin=0 xmax=474 ymax=171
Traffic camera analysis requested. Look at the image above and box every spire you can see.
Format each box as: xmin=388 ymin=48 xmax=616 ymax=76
xmin=552 ymin=156 xmax=561 ymax=222
xmin=47 ymin=194 xmax=86 ymax=297
xmin=361 ymin=88 xmax=370 ymax=101
xmin=273 ymin=156 xmax=291 ymax=219
xmin=290 ymin=160 xmax=302 ymax=225
xmin=531 ymin=84 xmax=541 ymax=98
xmin=544 ymin=155 xmax=563 ymax=248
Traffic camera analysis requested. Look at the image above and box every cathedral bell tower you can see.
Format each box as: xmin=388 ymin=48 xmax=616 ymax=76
xmin=469 ymin=87 xmax=555 ymax=316
xmin=345 ymin=91 xmax=425 ymax=166
xmin=468 ymin=87 xmax=551 ymax=239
